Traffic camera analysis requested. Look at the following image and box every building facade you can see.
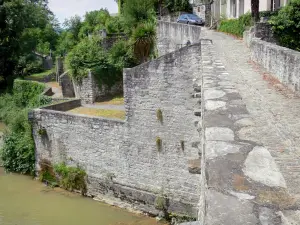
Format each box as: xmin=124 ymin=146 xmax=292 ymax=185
xmin=190 ymin=0 xmax=290 ymax=21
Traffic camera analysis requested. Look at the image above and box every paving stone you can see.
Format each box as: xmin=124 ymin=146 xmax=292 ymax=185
xmin=206 ymin=127 xmax=234 ymax=141
xmin=206 ymin=141 xmax=242 ymax=159
xmin=204 ymin=89 xmax=226 ymax=100
xmin=243 ymin=146 xmax=287 ymax=188
xmin=205 ymin=100 xmax=226 ymax=110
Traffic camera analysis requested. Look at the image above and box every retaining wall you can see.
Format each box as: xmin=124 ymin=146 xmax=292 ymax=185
xmin=250 ymin=38 xmax=300 ymax=92
xmin=157 ymin=21 xmax=202 ymax=56
xmin=31 ymin=44 xmax=203 ymax=216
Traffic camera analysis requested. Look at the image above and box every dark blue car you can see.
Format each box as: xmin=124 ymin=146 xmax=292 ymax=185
xmin=177 ymin=14 xmax=204 ymax=26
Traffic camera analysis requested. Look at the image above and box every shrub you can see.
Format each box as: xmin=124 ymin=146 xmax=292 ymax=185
xmin=132 ymin=22 xmax=157 ymax=63
xmin=269 ymin=0 xmax=300 ymax=51
xmin=218 ymin=13 xmax=252 ymax=37
xmin=1 ymin=132 xmax=35 ymax=175
xmin=13 ymin=80 xmax=46 ymax=107
xmin=38 ymin=159 xmax=57 ymax=185
xmin=54 ymin=162 xmax=87 ymax=195
xmin=0 ymin=79 xmax=49 ymax=175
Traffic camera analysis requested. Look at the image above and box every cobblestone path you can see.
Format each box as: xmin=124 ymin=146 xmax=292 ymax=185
xmin=203 ymin=28 xmax=300 ymax=195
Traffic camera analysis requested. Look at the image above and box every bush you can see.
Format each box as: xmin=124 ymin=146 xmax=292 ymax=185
xmin=132 ymin=22 xmax=157 ymax=63
xmin=218 ymin=13 xmax=252 ymax=37
xmin=54 ymin=162 xmax=87 ymax=195
xmin=13 ymin=80 xmax=46 ymax=107
xmin=0 ymin=79 xmax=50 ymax=175
xmin=269 ymin=0 xmax=300 ymax=51
xmin=1 ymin=132 xmax=35 ymax=174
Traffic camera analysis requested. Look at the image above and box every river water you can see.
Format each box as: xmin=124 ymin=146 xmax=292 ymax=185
xmin=0 ymin=168 xmax=160 ymax=225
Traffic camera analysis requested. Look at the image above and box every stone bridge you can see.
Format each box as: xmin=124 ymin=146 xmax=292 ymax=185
xmin=30 ymin=21 xmax=300 ymax=224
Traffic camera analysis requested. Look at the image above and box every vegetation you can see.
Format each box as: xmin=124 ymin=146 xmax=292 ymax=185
xmin=163 ymin=0 xmax=192 ymax=13
xmin=0 ymin=0 xmax=59 ymax=89
xmin=156 ymin=109 xmax=163 ymax=123
xmin=156 ymin=137 xmax=162 ymax=151
xmin=54 ymin=162 xmax=87 ymax=195
xmin=69 ymin=107 xmax=126 ymax=120
xmin=218 ymin=13 xmax=252 ymax=37
xmin=269 ymin=0 xmax=300 ymax=51
xmin=0 ymin=80 xmax=50 ymax=174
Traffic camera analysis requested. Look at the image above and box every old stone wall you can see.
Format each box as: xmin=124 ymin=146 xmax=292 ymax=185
xmin=246 ymin=36 xmax=300 ymax=93
xmin=157 ymin=21 xmax=202 ymax=56
xmin=60 ymin=71 xmax=75 ymax=98
xmin=32 ymin=44 xmax=202 ymax=217
xmin=73 ymin=71 xmax=123 ymax=104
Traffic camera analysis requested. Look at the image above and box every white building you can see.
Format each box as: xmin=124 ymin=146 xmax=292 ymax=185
xmin=190 ymin=0 xmax=290 ymax=21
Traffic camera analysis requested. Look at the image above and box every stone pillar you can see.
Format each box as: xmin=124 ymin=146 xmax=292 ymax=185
xmin=56 ymin=58 xmax=64 ymax=83
xmin=60 ymin=71 xmax=75 ymax=98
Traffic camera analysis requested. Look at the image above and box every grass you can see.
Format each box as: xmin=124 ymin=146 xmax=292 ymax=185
xmin=0 ymin=122 xmax=7 ymax=132
xmin=68 ymin=107 xmax=125 ymax=120
xmin=25 ymin=69 xmax=55 ymax=81
xmin=95 ymin=95 xmax=124 ymax=105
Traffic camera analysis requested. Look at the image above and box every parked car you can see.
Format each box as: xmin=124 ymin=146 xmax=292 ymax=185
xmin=177 ymin=14 xmax=204 ymax=26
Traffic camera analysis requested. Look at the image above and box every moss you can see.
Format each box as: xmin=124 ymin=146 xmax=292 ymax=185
xmin=156 ymin=109 xmax=163 ymax=124
xmin=155 ymin=195 xmax=168 ymax=211
xmin=54 ymin=162 xmax=87 ymax=195
xmin=156 ymin=137 xmax=162 ymax=152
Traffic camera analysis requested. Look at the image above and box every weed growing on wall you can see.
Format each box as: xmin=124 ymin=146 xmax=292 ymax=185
xmin=156 ymin=137 xmax=162 ymax=152
xmin=38 ymin=159 xmax=57 ymax=186
xmin=180 ymin=140 xmax=185 ymax=151
xmin=54 ymin=162 xmax=87 ymax=195
xmin=156 ymin=109 xmax=163 ymax=124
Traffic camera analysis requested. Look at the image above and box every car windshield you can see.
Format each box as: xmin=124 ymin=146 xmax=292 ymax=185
xmin=187 ymin=14 xmax=200 ymax=20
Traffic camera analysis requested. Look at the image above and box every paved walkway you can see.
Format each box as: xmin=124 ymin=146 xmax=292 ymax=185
xmin=202 ymin=28 xmax=300 ymax=195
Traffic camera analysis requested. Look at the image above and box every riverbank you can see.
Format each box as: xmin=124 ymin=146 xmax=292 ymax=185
xmin=0 ymin=168 xmax=163 ymax=225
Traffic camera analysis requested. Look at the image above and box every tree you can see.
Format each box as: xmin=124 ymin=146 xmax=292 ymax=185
xmin=0 ymin=0 xmax=58 ymax=89
xmin=269 ymin=0 xmax=300 ymax=51
xmin=251 ymin=0 xmax=259 ymax=22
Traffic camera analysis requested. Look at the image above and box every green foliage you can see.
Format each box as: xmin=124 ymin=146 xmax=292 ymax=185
xmin=13 ymin=80 xmax=46 ymax=108
xmin=155 ymin=195 xmax=168 ymax=211
xmin=122 ymin=0 xmax=156 ymax=28
xmin=259 ymin=10 xmax=279 ymax=18
xmin=164 ymin=0 xmax=192 ymax=13
xmin=218 ymin=13 xmax=252 ymax=37
xmin=168 ymin=213 xmax=197 ymax=223
xmin=0 ymin=0 xmax=58 ymax=89
xmin=54 ymin=162 xmax=87 ymax=195
xmin=38 ymin=159 xmax=57 ymax=185
xmin=132 ymin=22 xmax=157 ymax=63
xmin=0 ymin=80 xmax=50 ymax=175
xmin=156 ymin=137 xmax=162 ymax=152
xmin=269 ymin=0 xmax=300 ymax=51
xmin=1 ymin=132 xmax=35 ymax=175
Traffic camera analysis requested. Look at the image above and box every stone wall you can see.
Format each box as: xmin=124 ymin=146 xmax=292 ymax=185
xmin=245 ymin=33 xmax=300 ymax=93
xmin=60 ymin=71 xmax=75 ymax=98
xmin=31 ymin=44 xmax=203 ymax=217
xmin=73 ymin=71 xmax=123 ymax=104
xmin=157 ymin=21 xmax=202 ymax=56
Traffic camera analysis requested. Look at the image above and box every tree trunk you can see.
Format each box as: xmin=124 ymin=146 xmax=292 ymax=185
xmin=251 ymin=0 xmax=259 ymax=22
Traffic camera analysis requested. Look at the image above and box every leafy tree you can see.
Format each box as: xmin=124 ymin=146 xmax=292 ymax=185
xmin=122 ymin=0 xmax=156 ymax=28
xmin=269 ymin=0 xmax=300 ymax=51
xmin=0 ymin=0 xmax=58 ymax=89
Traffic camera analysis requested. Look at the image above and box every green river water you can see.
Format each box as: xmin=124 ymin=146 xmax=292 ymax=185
xmin=0 ymin=169 xmax=160 ymax=225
